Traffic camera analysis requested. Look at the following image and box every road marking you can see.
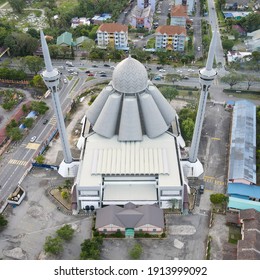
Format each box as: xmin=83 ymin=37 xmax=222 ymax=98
xmin=211 ymin=137 xmax=220 ymax=141
xmin=26 ymin=143 xmax=40 ymax=149
xmin=49 ymin=116 xmax=56 ymax=125
xmin=204 ymin=175 xmax=215 ymax=179
xmin=8 ymin=159 xmax=27 ymax=166
xmin=203 ymin=176 xmax=225 ymax=185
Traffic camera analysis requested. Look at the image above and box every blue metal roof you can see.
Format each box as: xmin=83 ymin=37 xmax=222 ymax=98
xmin=26 ymin=111 xmax=37 ymax=118
xmin=224 ymin=13 xmax=234 ymax=18
xmin=228 ymin=196 xmax=260 ymax=211
xmin=229 ymin=100 xmax=256 ymax=184
xmin=228 ymin=183 xmax=260 ymax=199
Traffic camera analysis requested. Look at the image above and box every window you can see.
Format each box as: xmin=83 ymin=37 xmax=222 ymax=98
xmin=103 ymin=229 xmax=107 ymax=232
xmin=153 ymin=229 xmax=156 ymax=232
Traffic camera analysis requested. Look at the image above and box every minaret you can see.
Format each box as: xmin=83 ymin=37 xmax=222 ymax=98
xmin=40 ymin=30 xmax=78 ymax=177
xmin=183 ymin=31 xmax=217 ymax=177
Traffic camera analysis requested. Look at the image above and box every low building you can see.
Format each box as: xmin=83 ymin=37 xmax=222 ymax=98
xmin=227 ymin=51 xmax=252 ymax=63
xmin=56 ymin=31 xmax=75 ymax=47
xmin=174 ymin=0 xmax=195 ymax=16
xmin=92 ymin=13 xmax=111 ymax=25
xmin=97 ymin=23 xmax=128 ymax=50
xmin=228 ymin=183 xmax=260 ymax=212
xmin=95 ymin=202 xmax=164 ymax=237
xmin=131 ymin=5 xmax=153 ymax=30
xmin=71 ymin=17 xmax=91 ymax=29
xmin=155 ymin=25 xmax=186 ymax=51
xmin=246 ymin=29 xmax=260 ymax=52
xmin=137 ymin=0 xmax=156 ymax=11
xmin=170 ymin=5 xmax=188 ymax=27
xmin=228 ymin=100 xmax=256 ymax=185
xmin=232 ymin=25 xmax=246 ymax=36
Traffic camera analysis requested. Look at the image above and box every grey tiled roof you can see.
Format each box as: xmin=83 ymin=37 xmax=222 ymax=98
xmin=229 ymin=100 xmax=256 ymax=184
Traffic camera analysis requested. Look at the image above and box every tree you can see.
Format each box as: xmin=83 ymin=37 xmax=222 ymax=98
xmin=24 ymin=56 xmax=44 ymax=75
xmin=30 ymin=101 xmax=49 ymax=115
xmin=221 ymin=72 xmax=242 ymax=89
xmin=0 ymin=214 xmax=8 ymax=230
xmin=7 ymin=0 xmax=26 ymax=13
xmin=56 ymin=225 xmax=75 ymax=241
xmin=160 ymin=86 xmax=179 ymax=102
xmin=30 ymin=74 xmax=47 ymax=89
xmin=44 ymin=236 xmax=63 ymax=255
xmin=210 ymin=193 xmax=228 ymax=205
xmin=222 ymin=39 xmax=234 ymax=51
xmin=156 ymin=50 xmax=168 ymax=65
xmin=61 ymin=191 xmax=69 ymax=200
xmin=241 ymin=74 xmax=260 ymax=90
xmin=35 ymin=155 xmax=45 ymax=164
xmin=129 ymin=243 xmax=143 ymax=260
xmin=180 ymin=118 xmax=195 ymax=141
xmin=23 ymin=118 xmax=34 ymax=128
xmin=6 ymin=127 xmax=23 ymax=141
xmin=80 ymin=237 xmax=103 ymax=260
xmin=4 ymin=32 xmax=38 ymax=57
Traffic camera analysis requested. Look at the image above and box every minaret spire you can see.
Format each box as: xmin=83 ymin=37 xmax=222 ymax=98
xmin=40 ymin=30 xmax=78 ymax=177
xmin=184 ymin=30 xmax=217 ymax=177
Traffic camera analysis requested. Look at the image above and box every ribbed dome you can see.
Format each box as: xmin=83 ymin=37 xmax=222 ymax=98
xmin=112 ymin=56 xmax=148 ymax=94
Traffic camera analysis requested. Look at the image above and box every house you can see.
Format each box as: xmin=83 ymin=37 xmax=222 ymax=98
xmin=170 ymin=5 xmax=188 ymax=27
xmin=71 ymin=17 xmax=91 ymax=29
xmin=137 ymin=0 xmax=156 ymax=11
xmin=155 ymin=25 xmax=186 ymax=51
xmin=246 ymin=29 xmax=260 ymax=52
xmin=131 ymin=5 xmax=153 ymax=30
xmin=75 ymin=36 xmax=92 ymax=49
xmin=56 ymin=31 xmax=75 ymax=47
xmin=228 ymin=183 xmax=260 ymax=212
xmin=97 ymin=23 xmax=128 ymax=50
xmin=232 ymin=25 xmax=246 ymax=36
xmin=174 ymin=0 xmax=195 ymax=16
xmin=227 ymin=51 xmax=252 ymax=63
xmin=228 ymin=100 xmax=256 ymax=185
xmin=92 ymin=13 xmax=111 ymax=25
xmin=95 ymin=203 xmax=164 ymax=237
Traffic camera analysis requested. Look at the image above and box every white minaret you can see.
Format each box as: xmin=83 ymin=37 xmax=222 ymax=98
xmin=40 ymin=30 xmax=78 ymax=177
xmin=183 ymin=31 xmax=217 ymax=177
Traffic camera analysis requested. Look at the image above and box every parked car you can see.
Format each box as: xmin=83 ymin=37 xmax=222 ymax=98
xmin=159 ymin=69 xmax=166 ymax=72
xmin=99 ymin=71 xmax=106 ymax=74
xmin=88 ymin=73 xmax=94 ymax=76
xmin=156 ymin=66 xmax=163 ymax=70
xmin=154 ymin=76 xmax=161 ymax=80
xmin=199 ymin=185 xmax=205 ymax=194
xmin=100 ymin=74 xmax=107 ymax=77
xmin=30 ymin=136 xmax=37 ymax=143
xmin=92 ymin=65 xmax=98 ymax=68
xmin=104 ymin=64 xmax=110 ymax=67
xmin=85 ymin=70 xmax=91 ymax=73
xmin=63 ymin=78 xmax=68 ymax=84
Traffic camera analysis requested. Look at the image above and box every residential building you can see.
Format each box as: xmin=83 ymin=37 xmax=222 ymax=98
xmin=97 ymin=23 xmax=128 ymax=50
xmin=137 ymin=0 xmax=156 ymax=11
xmin=95 ymin=203 xmax=164 ymax=237
xmin=175 ymin=0 xmax=195 ymax=16
xmin=131 ymin=5 xmax=153 ymax=30
xmin=71 ymin=17 xmax=91 ymax=29
xmin=227 ymin=51 xmax=252 ymax=63
xmin=92 ymin=13 xmax=111 ymax=25
xmin=155 ymin=25 xmax=186 ymax=51
xmin=170 ymin=5 xmax=188 ymax=27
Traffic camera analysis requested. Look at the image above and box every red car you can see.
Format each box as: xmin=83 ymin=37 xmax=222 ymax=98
xmin=88 ymin=73 xmax=94 ymax=76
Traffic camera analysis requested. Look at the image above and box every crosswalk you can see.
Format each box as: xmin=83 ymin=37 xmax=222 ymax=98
xmin=8 ymin=159 xmax=27 ymax=166
xmin=203 ymin=175 xmax=225 ymax=186
xmin=49 ymin=116 xmax=56 ymax=126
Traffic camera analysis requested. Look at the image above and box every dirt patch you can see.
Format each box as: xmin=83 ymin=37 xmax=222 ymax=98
xmin=50 ymin=188 xmax=71 ymax=210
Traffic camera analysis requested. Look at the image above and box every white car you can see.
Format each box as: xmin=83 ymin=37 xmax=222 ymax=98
xmin=63 ymin=79 xmax=67 ymax=84
xmin=159 ymin=69 xmax=166 ymax=72
xmin=30 ymin=136 xmax=37 ymax=143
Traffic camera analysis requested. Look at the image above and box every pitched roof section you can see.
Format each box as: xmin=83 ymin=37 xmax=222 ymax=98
xmin=156 ymin=25 xmax=186 ymax=36
xmin=229 ymin=100 xmax=256 ymax=184
xmin=171 ymin=4 xmax=187 ymax=17
xmin=56 ymin=31 xmax=74 ymax=46
xmin=98 ymin=23 xmax=128 ymax=33
xmin=95 ymin=204 xmax=164 ymax=229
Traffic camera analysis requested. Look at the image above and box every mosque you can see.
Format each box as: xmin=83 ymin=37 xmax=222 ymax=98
xmin=74 ymin=56 xmax=188 ymax=212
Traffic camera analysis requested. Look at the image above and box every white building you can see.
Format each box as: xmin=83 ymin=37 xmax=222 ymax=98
xmin=131 ymin=5 xmax=153 ymax=30
xmin=155 ymin=25 xmax=186 ymax=51
xmin=137 ymin=0 xmax=156 ymax=11
xmin=97 ymin=23 xmax=128 ymax=50
xmin=74 ymin=56 xmax=187 ymax=212
xmin=246 ymin=29 xmax=260 ymax=52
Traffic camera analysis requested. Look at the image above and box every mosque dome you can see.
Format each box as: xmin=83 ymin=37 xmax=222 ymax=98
xmin=112 ymin=56 xmax=148 ymax=94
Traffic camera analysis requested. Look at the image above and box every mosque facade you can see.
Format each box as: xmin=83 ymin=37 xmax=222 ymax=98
xmin=74 ymin=56 xmax=187 ymax=212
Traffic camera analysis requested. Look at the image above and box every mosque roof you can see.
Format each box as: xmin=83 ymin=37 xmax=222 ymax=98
xmin=86 ymin=56 xmax=176 ymax=141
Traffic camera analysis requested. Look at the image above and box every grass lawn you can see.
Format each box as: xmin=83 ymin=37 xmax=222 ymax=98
xmin=57 ymin=0 xmax=78 ymax=10
xmin=228 ymin=226 xmax=242 ymax=244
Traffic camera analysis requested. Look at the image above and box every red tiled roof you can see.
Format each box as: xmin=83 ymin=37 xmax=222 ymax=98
xmin=171 ymin=4 xmax=187 ymax=17
xmin=98 ymin=23 xmax=128 ymax=33
xmin=156 ymin=25 xmax=186 ymax=36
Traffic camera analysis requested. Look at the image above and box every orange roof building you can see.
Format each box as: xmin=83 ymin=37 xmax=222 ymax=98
xmin=97 ymin=23 xmax=128 ymax=50
xmin=170 ymin=5 xmax=188 ymax=27
xmin=155 ymin=25 xmax=186 ymax=51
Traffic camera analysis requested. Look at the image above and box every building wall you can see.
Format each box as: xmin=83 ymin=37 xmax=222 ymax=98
xmin=156 ymin=34 xmax=185 ymax=51
xmin=97 ymin=31 xmax=128 ymax=49
xmin=170 ymin=16 xmax=186 ymax=27
xmin=137 ymin=0 xmax=156 ymax=11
